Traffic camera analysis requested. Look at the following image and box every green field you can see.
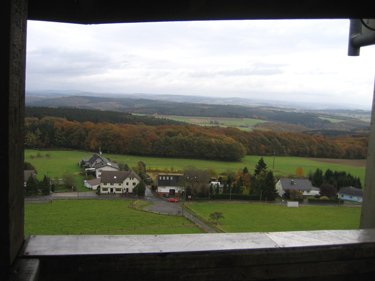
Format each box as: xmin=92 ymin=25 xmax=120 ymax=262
xmin=186 ymin=202 xmax=361 ymax=233
xmin=25 ymin=150 xmax=366 ymax=192
xmin=155 ymin=115 xmax=267 ymax=131
xmin=104 ymin=153 xmax=366 ymax=185
xmin=25 ymin=200 xmax=202 ymax=236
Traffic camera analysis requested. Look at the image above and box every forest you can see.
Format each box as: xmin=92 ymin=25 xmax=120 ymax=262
xmin=25 ymin=107 xmax=369 ymax=161
xmin=26 ymin=95 xmax=369 ymax=131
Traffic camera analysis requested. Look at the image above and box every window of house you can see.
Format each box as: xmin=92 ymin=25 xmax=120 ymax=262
xmin=102 ymin=188 xmax=108 ymax=192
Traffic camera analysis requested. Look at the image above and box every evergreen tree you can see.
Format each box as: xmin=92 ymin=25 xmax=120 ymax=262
xmin=40 ymin=175 xmax=51 ymax=195
xmin=312 ymin=168 xmax=324 ymax=187
xmin=25 ymin=176 xmax=39 ymax=196
xmin=133 ymin=181 xmax=146 ymax=196
xmin=262 ymin=170 xmax=278 ymax=201
xmin=254 ymin=157 xmax=267 ymax=176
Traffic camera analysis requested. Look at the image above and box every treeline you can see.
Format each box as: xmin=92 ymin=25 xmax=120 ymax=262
xmin=309 ymin=168 xmax=362 ymax=190
xmin=25 ymin=117 xmax=247 ymax=161
xmin=212 ymin=127 xmax=368 ymax=159
xmin=25 ymin=113 xmax=368 ymax=160
xmin=26 ymin=106 xmax=186 ymax=126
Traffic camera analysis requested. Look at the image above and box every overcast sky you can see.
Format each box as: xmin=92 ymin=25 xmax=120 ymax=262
xmin=26 ymin=19 xmax=375 ymax=109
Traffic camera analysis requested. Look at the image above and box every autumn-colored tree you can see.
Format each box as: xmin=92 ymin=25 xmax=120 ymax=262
xmin=295 ymin=167 xmax=304 ymax=178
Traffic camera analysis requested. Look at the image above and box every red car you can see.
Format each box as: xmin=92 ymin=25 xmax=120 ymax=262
xmin=168 ymin=198 xmax=178 ymax=202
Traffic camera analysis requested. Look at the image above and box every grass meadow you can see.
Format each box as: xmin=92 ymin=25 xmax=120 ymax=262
xmin=155 ymin=115 xmax=267 ymax=131
xmin=185 ymin=202 xmax=361 ymax=233
xmin=105 ymin=153 xmax=366 ymax=185
xmin=24 ymin=150 xmax=364 ymax=236
xmin=25 ymin=149 xmax=366 ymax=191
xmin=25 ymin=200 xmax=203 ymax=237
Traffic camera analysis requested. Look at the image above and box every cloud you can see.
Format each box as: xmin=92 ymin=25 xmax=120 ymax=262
xmin=25 ymin=19 xmax=375 ymax=109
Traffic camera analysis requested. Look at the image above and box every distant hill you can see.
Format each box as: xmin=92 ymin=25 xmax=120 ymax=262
xmin=26 ymin=93 xmax=370 ymax=132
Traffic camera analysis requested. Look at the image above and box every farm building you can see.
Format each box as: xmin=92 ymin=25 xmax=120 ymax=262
xmin=157 ymin=173 xmax=184 ymax=196
xmin=84 ymin=178 xmax=101 ymax=191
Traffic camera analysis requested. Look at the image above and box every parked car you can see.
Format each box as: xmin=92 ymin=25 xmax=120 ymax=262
xmin=163 ymin=194 xmax=169 ymax=198
xmin=168 ymin=198 xmax=178 ymax=202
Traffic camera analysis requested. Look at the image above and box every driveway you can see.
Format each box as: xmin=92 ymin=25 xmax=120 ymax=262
xmin=143 ymin=187 xmax=217 ymax=233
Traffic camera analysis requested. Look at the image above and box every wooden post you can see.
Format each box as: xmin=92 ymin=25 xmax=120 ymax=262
xmin=0 ymin=0 xmax=27 ymax=277
xmin=360 ymin=77 xmax=375 ymax=229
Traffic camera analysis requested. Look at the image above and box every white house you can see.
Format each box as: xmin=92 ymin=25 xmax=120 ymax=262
xmin=338 ymin=186 xmax=363 ymax=202
xmin=80 ymin=154 xmax=119 ymax=178
xmin=94 ymin=162 xmax=119 ymax=178
xmin=100 ymin=170 xmax=141 ymax=194
xmin=276 ymin=178 xmax=320 ymax=197
xmin=157 ymin=173 xmax=184 ymax=196
xmin=84 ymin=178 xmax=101 ymax=190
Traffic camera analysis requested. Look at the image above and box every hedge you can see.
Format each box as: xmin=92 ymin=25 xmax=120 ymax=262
xmin=209 ymin=194 xmax=266 ymax=201
xmin=307 ymin=198 xmax=343 ymax=204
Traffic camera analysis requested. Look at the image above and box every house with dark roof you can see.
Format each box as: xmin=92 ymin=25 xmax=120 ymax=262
xmin=338 ymin=186 xmax=363 ymax=202
xmin=157 ymin=173 xmax=184 ymax=196
xmin=80 ymin=154 xmax=119 ymax=178
xmin=276 ymin=178 xmax=320 ymax=197
xmin=100 ymin=170 xmax=141 ymax=194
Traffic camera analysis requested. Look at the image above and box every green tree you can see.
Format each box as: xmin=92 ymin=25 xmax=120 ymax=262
xmin=262 ymin=170 xmax=277 ymax=201
xmin=209 ymin=211 xmax=225 ymax=225
xmin=133 ymin=181 xmax=146 ymax=196
xmin=312 ymin=168 xmax=324 ymax=187
xmin=24 ymin=161 xmax=36 ymax=171
xmin=243 ymin=167 xmax=249 ymax=174
xmin=40 ymin=175 xmax=51 ymax=195
xmin=254 ymin=157 xmax=267 ymax=176
xmin=25 ymin=175 xmax=38 ymax=196
xmin=62 ymin=170 xmax=75 ymax=190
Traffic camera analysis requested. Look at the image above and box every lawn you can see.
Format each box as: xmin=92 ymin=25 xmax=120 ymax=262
xmin=25 ymin=149 xmax=366 ymax=192
xmin=104 ymin=153 xmax=366 ymax=185
xmin=25 ymin=200 xmax=203 ymax=236
xmin=186 ymin=202 xmax=361 ymax=233
xmin=25 ymin=150 xmax=91 ymax=191
xmin=154 ymin=115 xmax=267 ymax=131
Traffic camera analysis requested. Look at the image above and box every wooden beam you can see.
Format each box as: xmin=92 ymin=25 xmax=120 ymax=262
xmin=360 ymin=78 xmax=375 ymax=228
xmin=27 ymin=0 xmax=375 ymax=24
xmin=0 ymin=0 xmax=27 ymax=278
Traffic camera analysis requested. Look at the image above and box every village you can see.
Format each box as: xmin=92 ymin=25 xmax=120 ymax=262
xmin=23 ymin=153 xmax=364 ymax=206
